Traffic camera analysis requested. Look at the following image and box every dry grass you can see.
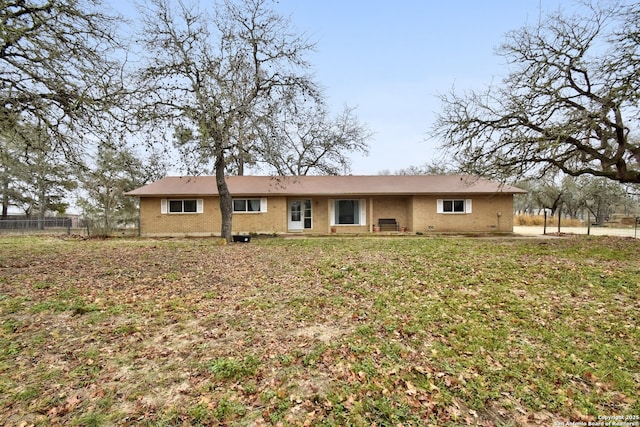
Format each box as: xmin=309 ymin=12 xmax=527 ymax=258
xmin=0 ymin=235 xmax=638 ymax=426
xmin=514 ymin=214 xmax=584 ymax=227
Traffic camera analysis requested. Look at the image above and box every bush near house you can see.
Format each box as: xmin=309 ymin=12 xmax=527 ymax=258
xmin=0 ymin=236 xmax=638 ymax=426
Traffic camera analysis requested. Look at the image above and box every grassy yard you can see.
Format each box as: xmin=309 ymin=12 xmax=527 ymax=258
xmin=0 ymin=235 xmax=638 ymax=426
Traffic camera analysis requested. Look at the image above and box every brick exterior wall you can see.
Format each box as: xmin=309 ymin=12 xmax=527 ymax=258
xmin=233 ymin=196 xmax=287 ymax=234
xmin=139 ymin=197 xmax=219 ymax=236
xmin=137 ymin=194 xmax=515 ymax=236
xmin=411 ymin=194 xmax=514 ymax=233
xmin=370 ymin=196 xmax=411 ymax=231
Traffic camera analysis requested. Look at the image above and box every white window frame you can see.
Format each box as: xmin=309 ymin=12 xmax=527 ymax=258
xmin=437 ymin=199 xmax=472 ymax=214
xmin=233 ymin=198 xmax=267 ymax=213
xmin=303 ymin=199 xmax=312 ymax=229
xmin=330 ymin=199 xmax=367 ymax=225
xmin=161 ymin=199 xmax=203 ymax=214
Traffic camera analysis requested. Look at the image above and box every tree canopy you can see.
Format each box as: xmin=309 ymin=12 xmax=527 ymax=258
xmin=78 ymin=144 xmax=167 ymax=236
xmin=1 ymin=0 xmax=371 ymax=235
xmin=1 ymin=0 xmax=123 ymax=145
xmin=136 ymin=0 xmax=370 ymax=241
xmin=433 ymin=1 xmax=640 ymax=184
xmin=255 ymin=102 xmax=371 ymax=176
xmin=1 ymin=0 xmax=129 ymax=220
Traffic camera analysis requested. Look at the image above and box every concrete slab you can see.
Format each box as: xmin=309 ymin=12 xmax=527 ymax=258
xmin=513 ymin=226 xmax=639 ymax=239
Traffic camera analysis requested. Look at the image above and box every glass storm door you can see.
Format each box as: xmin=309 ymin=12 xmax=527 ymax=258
xmin=288 ymin=199 xmax=311 ymax=231
xmin=288 ymin=200 xmax=303 ymax=231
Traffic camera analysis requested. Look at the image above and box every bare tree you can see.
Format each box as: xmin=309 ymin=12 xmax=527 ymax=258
xmin=137 ymin=0 xmax=317 ymax=241
xmin=534 ymin=181 xmax=565 ymax=218
xmin=1 ymin=0 xmax=128 ymax=224
xmin=78 ymin=143 xmax=167 ymax=236
xmin=576 ymin=176 xmax=631 ymax=224
xmin=1 ymin=0 xmax=125 ymax=151
xmin=0 ymin=133 xmax=23 ymax=218
xmin=254 ymin=100 xmax=371 ymax=175
xmin=381 ymin=160 xmax=459 ymax=176
xmin=432 ymin=1 xmax=640 ymax=184
xmin=514 ymin=174 xmax=634 ymax=222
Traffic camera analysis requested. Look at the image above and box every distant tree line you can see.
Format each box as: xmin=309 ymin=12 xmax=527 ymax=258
xmin=514 ymin=176 xmax=638 ymax=225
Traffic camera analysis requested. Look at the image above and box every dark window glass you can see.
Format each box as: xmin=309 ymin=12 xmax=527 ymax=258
xmin=443 ymin=200 xmax=464 ymax=213
xmin=169 ymin=200 xmax=183 ymax=212
xmin=183 ymin=200 xmax=197 ymax=212
xmin=233 ymin=200 xmax=246 ymax=212
xmin=336 ymin=200 xmax=359 ymax=224
xmin=247 ymin=199 xmax=261 ymax=211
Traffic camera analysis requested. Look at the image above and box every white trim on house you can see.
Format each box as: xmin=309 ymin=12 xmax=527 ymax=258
xmin=329 ymin=198 xmax=367 ymax=226
xmin=160 ymin=198 xmax=203 ymax=214
xmin=232 ymin=198 xmax=267 ymax=213
xmin=437 ymin=199 xmax=473 ymax=214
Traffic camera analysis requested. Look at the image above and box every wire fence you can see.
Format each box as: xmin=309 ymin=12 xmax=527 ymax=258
xmin=0 ymin=218 xmax=76 ymax=235
xmin=514 ymin=225 xmax=640 ymax=239
xmin=2 ymin=218 xmax=637 ymax=239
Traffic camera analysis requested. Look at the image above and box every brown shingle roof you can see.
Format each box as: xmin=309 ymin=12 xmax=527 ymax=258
xmin=126 ymin=175 xmax=526 ymax=197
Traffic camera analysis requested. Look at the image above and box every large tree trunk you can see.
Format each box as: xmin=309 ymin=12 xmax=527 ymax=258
xmin=38 ymin=181 xmax=46 ymax=230
xmin=215 ymin=151 xmax=233 ymax=242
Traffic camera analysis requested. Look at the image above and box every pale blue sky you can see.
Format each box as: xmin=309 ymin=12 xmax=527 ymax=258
xmin=269 ymin=1 xmax=565 ymax=174
xmin=112 ymin=0 xmax=573 ymax=174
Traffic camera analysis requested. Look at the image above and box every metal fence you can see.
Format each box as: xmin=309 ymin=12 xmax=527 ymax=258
xmin=0 ymin=218 xmax=74 ymax=234
xmin=514 ymin=225 xmax=640 ymax=239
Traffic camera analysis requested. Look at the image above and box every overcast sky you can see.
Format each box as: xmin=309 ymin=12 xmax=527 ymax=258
xmin=268 ymin=0 xmax=571 ymax=174
xmin=112 ymin=0 xmax=578 ymax=175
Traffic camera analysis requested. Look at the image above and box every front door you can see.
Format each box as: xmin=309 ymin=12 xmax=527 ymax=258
xmin=288 ymin=199 xmax=311 ymax=231
xmin=288 ymin=200 xmax=303 ymax=231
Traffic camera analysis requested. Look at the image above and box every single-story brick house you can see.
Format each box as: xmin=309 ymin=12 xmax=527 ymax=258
xmin=125 ymin=175 xmax=526 ymax=237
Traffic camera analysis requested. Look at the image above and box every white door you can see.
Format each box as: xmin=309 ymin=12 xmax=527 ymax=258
xmin=288 ymin=200 xmax=303 ymax=231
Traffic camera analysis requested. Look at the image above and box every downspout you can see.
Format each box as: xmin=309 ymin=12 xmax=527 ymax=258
xmin=137 ymin=198 xmax=142 ymax=237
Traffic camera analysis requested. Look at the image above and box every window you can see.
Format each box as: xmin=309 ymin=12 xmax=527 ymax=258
xmin=437 ymin=199 xmax=472 ymax=214
xmin=233 ymin=198 xmax=267 ymax=213
xmin=290 ymin=201 xmax=301 ymax=221
xmin=332 ymin=199 xmax=366 ymax=225
xmin=444 ymin=200 xmax=464 ymax=213
xmin=161 ymin=199 xmax=203 ymax=214
xmin=303 ymin=199 xmax=312 ymax=229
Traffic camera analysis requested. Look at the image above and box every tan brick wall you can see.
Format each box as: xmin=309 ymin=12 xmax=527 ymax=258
xmin=370 ymin=197 xmax=410 ymax=231
xmin=313 ymin=198 xmax=330 ymax=233
xmin=140 ymin=196 xmax=289 ymax=236
xmin=232 ymin=197 xmax=287 ymax=234
xmin=138 ymin=194 xmax=515 ymax=236
xmin=411 ymin=195 xmax=514 ymax=233
xmin=139 ymin=197 xmax=219 ymax=236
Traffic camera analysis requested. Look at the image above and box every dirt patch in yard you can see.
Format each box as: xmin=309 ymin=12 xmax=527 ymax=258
xmin=294 ymin=324 xmax=351 ymax=344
